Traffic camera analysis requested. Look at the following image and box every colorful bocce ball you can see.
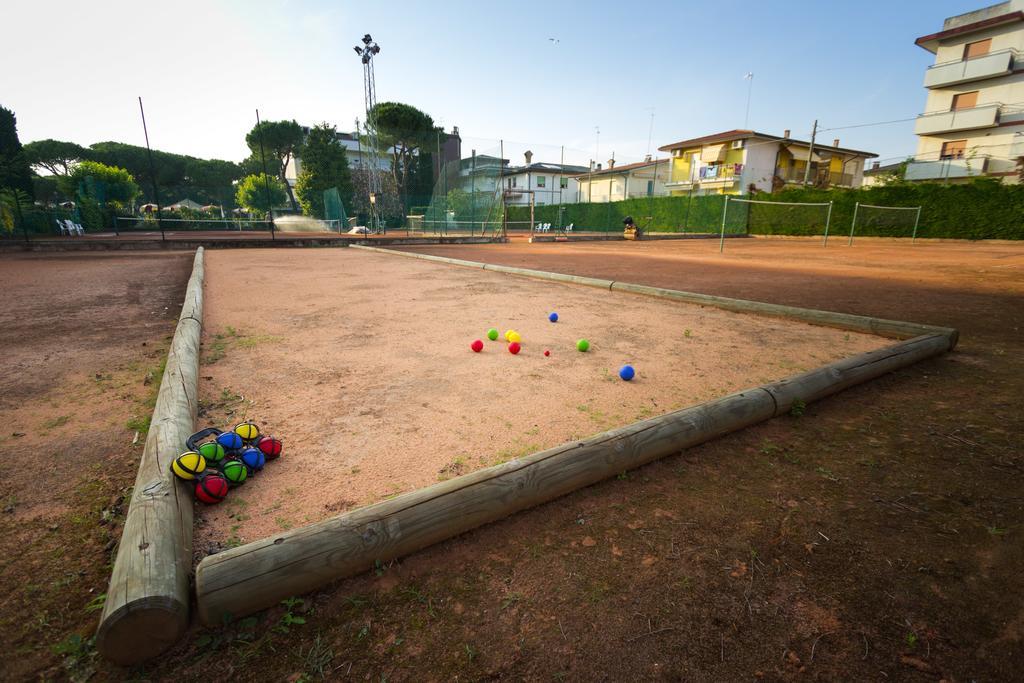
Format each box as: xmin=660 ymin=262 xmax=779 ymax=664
xmin=255 ymin=435 xmax=283 ymax=460
xmin=233 ymin=421 xmax=260 ymax=443
xmin=240 ymin=447 xmax=266 ymax=472
xmin=504 ymin=330 xmax=514 ymax=342
xmin=576 ymin=339 xmax=590 ymax=352
xmin=507 ymin=330 xmax=522 ymax=343
xmin=544 ymin=350 xmax=550 ymax=357
xmin=471 ymin=339 xmax=484 ymax=352
xmin=171 ymin=451 xmax=206 ymax=481
xmin=216 ymin=431 xmax=244 ymax=452
xmin=487 ymin=328 xmax=499 ymax=341
xmin=197 ymin=441 xmax=226 ymax=465
xmin=549 ymin=312 xmax=558 ymax=323
xmin=220 ymin=459 xmax=248 ymax=487
xmin=619 ymin=365 xmax=636 ymax=381
xmin=508 ymin=342 xmax=521 ymax=355
xmin=195 ymin=472 xmax=229 ymax=504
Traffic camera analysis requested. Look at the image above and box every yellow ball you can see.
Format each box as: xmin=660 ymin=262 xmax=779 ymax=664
xmin=171 ymin=451 xmax=206 ymax=480
xmin=504 ymin=330 xmax=513 ymax=342
xmin=507 ymin=331 xmax=522 ymax=343
xmin=233 ymin=421 xmax=260 ymax=442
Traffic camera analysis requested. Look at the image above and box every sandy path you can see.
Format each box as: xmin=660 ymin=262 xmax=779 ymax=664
xmin=194 ymin=248 xmax=885 ymax=550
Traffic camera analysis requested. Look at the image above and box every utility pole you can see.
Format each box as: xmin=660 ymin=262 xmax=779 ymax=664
xmin=803 ymin=119 xmax=818 ymax=185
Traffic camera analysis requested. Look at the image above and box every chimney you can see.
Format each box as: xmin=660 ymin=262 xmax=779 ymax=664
xmin=644 ymin=154 xmax=652 ymax=163
xmin=524 ymin=150 xmax=533 ymax=165
xmin=452 ymin=125 xmax=459 ymax=137
xmin=607 ymin=158 xmax=615 ymax=169
xmin=833 ymin=138 xmax=840 ymax=147
xmin=783 ymin=129 xmax=790 ymax=139
xmin=872 ymin=161 xmax=880 ymax=170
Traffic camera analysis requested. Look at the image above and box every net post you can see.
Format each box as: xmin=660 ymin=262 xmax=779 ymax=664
xmin=470 ymin=150 xmax=476 ymax=237
xmin=822 ymin=200 xmax=833 ymax=247
xmin=848 ymin=201 xmax=859 ymax=246
xmin=911 ymin=206 xmax=922 ymax=244
xmin=719 ymin=195 xmax=729 ymax=253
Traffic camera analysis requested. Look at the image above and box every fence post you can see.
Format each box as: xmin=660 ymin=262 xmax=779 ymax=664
xmin=823 ymin=200 xmax=833 ymax=247
xmin=719 ymin=195 xmax=730 ymax=253
xmin=848 ymin=202 xmax=859 ymax=246
xmin=911 ymin=206 xmax=922 ymax=244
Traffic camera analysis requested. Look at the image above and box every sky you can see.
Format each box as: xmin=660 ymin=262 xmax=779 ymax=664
xmin=2 ymin=0 xmax=990 ymax=168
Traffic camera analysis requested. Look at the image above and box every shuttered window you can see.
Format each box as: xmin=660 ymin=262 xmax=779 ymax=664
xmin=940 ymin=140 xmax=966 ymax=159
xmin=951 ymin=91 xmax=978 ymax=111
xmin=963 ymin=39 xmax=991 ymax=60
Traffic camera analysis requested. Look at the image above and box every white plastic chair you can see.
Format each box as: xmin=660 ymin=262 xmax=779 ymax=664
xmin=56 ymin=219 xmax=68 ymax=236
xmin=566 ymin=223 xmax=574 ymax=233
xmin=64 ymin=219 xmax=82 ymax=236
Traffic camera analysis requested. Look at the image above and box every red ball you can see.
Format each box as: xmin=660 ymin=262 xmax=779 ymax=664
xmin=255 ymin=435 xmax=283 ymax=460
xmin=508 ymin=342 xmax=521 ymax=355
xmin=471 ymin=339 xmax=484 ymax=352
xmin=195 ymin=472 xmax=229 ymax=504
xmin=544 ymin=350 xmax=550 ymax=356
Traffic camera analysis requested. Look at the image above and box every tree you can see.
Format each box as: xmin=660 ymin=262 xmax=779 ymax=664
xmin=0 ymin=105 xmax=34 ymax=195
xmin=368 ymin=102 xmax=439 ymax=205
xmin=60 ymin=160 xmax=140 ymax=206
xmin=245 ymin=120 xmax=304 ymax=211
xmin=235 ymin=173 xmax=286 ymax=214
xmin=23 ymin=139 xmax=88 ymax=176
xmin=294 ymin=123 xmax=353 ymax=218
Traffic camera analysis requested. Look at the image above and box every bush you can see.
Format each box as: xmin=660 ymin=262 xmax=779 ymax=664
xmin=507 ymin=180 xmax=1024 ymax=240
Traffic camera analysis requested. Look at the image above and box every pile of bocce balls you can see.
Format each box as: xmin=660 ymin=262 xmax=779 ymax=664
xmin=470 ymin=311 xmax=636 ymax=381
xmin=170 ymin=421 xmax=283 ymax=504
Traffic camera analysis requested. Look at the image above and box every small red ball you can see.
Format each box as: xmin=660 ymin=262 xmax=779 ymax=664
xmin=544 ymin=350 xmax=550 ymax=356
xmin=508 ymin=342 xmax=521 ymax=355
xmin=195 ymin=472 xmax=229 ymax=504
xmin=471 ymin=339 xmax=484 ymax=352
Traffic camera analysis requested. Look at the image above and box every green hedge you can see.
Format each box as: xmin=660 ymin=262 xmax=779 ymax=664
xmin=508 ymin=179 xmax=1024 ymax=240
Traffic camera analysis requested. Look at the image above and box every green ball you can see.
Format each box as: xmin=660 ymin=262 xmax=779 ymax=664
xmin=198 ymin=441 xmax=226 ymax=464
xmin=486 ymin=328 xmax=499 ymax=341
xmin=221 ymin=459 xmax=248 ymax=486
xmin=576 ymin=339 xmax=590 ymax=352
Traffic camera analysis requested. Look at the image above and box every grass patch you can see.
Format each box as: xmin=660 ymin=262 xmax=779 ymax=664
xmin=42 ymin=415 xmax=71 ymax=430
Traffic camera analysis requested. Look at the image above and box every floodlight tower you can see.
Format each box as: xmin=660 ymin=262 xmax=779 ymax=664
xmin=354 ymin=34 xmax=384 ymax=233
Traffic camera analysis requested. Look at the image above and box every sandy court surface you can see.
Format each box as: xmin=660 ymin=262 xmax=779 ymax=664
xmin=195 ymin=247 xmax=886 ymax=549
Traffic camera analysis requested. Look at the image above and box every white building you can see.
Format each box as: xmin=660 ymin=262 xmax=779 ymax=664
xmin=576 ymin=157 xmax=671 ymax=202
xmin=502 ymin=152 xmax=588 ymax=206
xmin=907 ymin=0 xmax=1024 ymax=183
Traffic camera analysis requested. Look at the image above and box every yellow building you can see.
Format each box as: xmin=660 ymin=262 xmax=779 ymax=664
xmin=657 ymin=129 xmax=876 ymax=196
xmin=908 ymin=1 xmax=1024 ymax=183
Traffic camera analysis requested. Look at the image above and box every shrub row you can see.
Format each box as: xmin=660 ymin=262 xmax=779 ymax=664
xmin=507 ymin=179 xmax=1024 ymax=240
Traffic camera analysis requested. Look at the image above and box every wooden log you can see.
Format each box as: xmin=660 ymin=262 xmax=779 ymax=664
xmin=348 ymin=245 xmax=958 ymax=348
xmin=762 ymin=334 xmax=953 ymax=416
xmin=195 ymin=388 xmax=778 ymax=624
xmin=96 ymin=248 xmax=205 ymax=665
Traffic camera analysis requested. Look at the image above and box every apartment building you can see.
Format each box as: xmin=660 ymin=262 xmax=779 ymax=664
xmin=657 ymin=129 xmax=876 ymax=195
xmin=907 ymin=0 xmax=1024 ymax=183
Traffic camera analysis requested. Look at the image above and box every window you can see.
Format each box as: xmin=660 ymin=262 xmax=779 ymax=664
xmin=536 ymin=176 xmax=546 ymax=188
xmin=951 ymin=91 xmax=978 ymax=111
xmin=963 ymin=39 xmax=991 ymax=60
xmin=510 ymin=177 xmax=517 ymax=188
xmin=940 ymin=140 xmax=967 ymax=159
xmin=560 ymin=177 xmax=568 ymax=189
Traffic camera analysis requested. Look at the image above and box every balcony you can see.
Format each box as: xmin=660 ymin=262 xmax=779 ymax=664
xmin=924 ymin=49 xmax=1018 ymax=88
xmin=904 ymin=156 xmax=989 ymax=181
xmin=914 ymin=103 xmax=1001 ymax=135
xmin=776 ymin=168 xmax=856 ymax=188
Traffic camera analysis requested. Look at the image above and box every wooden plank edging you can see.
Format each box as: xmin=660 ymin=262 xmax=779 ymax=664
xmin=96 ymin=248 xmax=205 ymax=665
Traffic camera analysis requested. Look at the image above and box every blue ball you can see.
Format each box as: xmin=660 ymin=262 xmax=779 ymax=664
xmin=549 ymin=312 xmax=558 ymax=322
xmin=216 ymin=431 xmax=244 ymax=451
xmin=240 ymin=447 xmax=265 ymax=472
xmin=618 ymin=365 xmax=635 ymax=381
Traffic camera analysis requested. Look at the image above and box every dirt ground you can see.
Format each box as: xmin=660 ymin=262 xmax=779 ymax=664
xmin=1 ymin=237 xmax=1021 ymax=682
xmin=195 ymin=249 xmax=883 ymax=550
xmin=0 ymin=251 xmax=194 ymax=680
